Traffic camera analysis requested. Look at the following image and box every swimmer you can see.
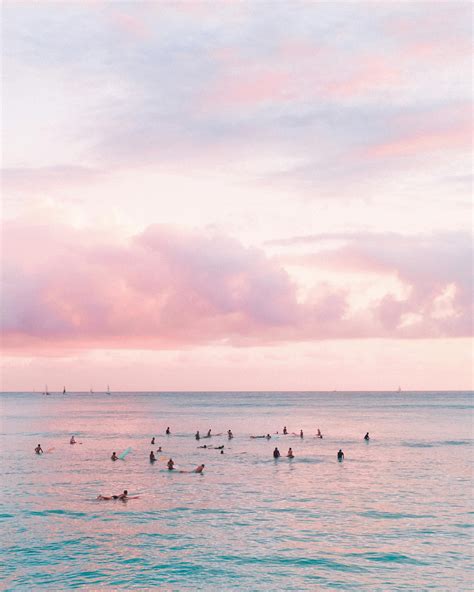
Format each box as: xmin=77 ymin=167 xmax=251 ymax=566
xmin=283 ymin=426 xmax=288 ymax=435
xmin=166 ymin=427 xmax=170 ymax=435
xmin=35 ymin=444 xmax=43 ymax=455
xmin=207 ymin=429 xmax=212 ymax=437
xmin=111 ymin=451 xmax=118 ymax=461
xmin=214 ymin=445 xmax=224 ymax=450
xmin=156 ymin=446 xmax=162 ymax=453
xmin=317 ymin=429 xmax=323 ymax=439
xmin=337 ymin=449 xmax=344 ymax=461
xmin=97 ymin=489 xmax=129 ymax=501
xmin=266 ymin=434 xmax=271 ymax=440
xmin=167 ymin=458 xmax=175 ymax=470
xmin=300 ymin=429 xmax=304 ymax=438
xmin=70 ymin=435 xmax=76 ymax=444
xmin=198 ymin=444 xmax=208 ymax=448
xmin=149 ymin=451 xmax=156 ymax=462
xmin=227 ymin=429 xmax=233 ymax=439
xmin=195 ymin=430 xmax=200 ymax=440
xmin=220 ymin=450 xmax=224 ymax=454
xmin=273 ymin=447 xmax=281 ymax=459
xmin=151 ymin=437 xmax=155 ymax=445
xmin=287 ymin=448 xmax=294 ymax=458
xmin=364 ymin=432 xmax=370 ymax=441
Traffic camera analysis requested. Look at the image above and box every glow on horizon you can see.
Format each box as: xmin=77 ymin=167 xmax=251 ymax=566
xmin=1 ymin=2 xmax=472 ymax=391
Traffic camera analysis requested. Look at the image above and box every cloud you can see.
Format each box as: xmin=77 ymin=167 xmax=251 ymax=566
xmin=2 ymin=221 xmax=472 ymax=356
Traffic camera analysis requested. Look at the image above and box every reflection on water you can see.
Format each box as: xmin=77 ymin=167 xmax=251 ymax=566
xmin=1 ymin=391 xmax=473 ymax=590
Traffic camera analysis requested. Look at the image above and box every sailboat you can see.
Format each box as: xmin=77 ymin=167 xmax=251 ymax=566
xmin=90 ymin=387 xmax=94 ymax=394
xmin=44 ymin=384 xmax=50 ymax=396
xmin=106 ymin=385 xmax=111 ymax=395
xmin=63 ymin=386 xmax=67 ymax=394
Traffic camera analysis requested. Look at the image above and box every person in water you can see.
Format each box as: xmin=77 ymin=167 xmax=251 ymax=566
xmin=227 ymin=429 xmax=233 ymax=439
xmin=283 ymin=426 xmax=288 ymax=435
xmin=156 ymin=446 xmax=162 ymax=453
xmin=98 ymin=490 xmax=129 ymax=501
xmin=317 ymin=429 xmax=323 ymax=439
xmin=198 ymin=444 xmax=208 ymax=448
xmin=300 ymin=429 xmax=304 ymax=438
xmin=337 ymin=449 xmax=344 ymax=461
xmin=70 ymin=435 xmax=76 ymax=444
xmin=266 ymin=434 xmax=271 ymax=439
xmin=35 ymin=444 xmax=43 ymax=455
xmin=149 ymin=451 xmax=156 ymax=462
xmin=287 ymin=448 xmax=294 ymax=458
xmin=195 ymin=430 xmax=200 ymax=440
xmin=206 ymin=429 xmax=212 ymax=437
xmin=167 ymin=458 xmax=175 ymax=470
xmin=364 ymin=432 xmax=370 ymax=441
xmin=166 ymin=427 xmax=170 ymax=435
xmin=178 ymin=464 xmax=205 ymax=474
xmin=111 ymin=452 xmax=118 ymax=461
xmin=273 ymin=447 xmax=281 ymax=458
xmin=151 ymin=437 xmax=155 ymax=445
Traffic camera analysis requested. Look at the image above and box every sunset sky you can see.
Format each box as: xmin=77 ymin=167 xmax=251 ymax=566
xmin=1 ymin=2 xmax=472 ymax=391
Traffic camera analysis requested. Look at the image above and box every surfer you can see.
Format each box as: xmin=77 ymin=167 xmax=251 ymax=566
xmin=166 ymin=427 xmax=170 ymax=435
xmin=227 ymin=429 xmax=233 ymax=439
xmin=195 ymin=430 xmax=200 ymax=440
xmin=337 ymin=449 xmax=344 ymax=461
xmin=283 ymin=426 xmax=288 ymax=435
xmin=273 ymin=447 xmax=281 ymax=459
xmin=35 ymin=444 xmax=43 ymax=455
xmin=97 ymin=490 xmax=129 ymax=501
xmin=111 ymin=452 xmax=118 ymax=461
xmin=206 ymin=429 xmax=212 ymax=437
xmin=364 ymin=432 xmax=370 ymax=441
xmin=70 ymin=435 xmax=76 ymax=444
xmin=266 ymin=434 xmax=271 ymax=439
xmin=179 ymin=464 xmax=205 ymax=474
xmin=149 ymin=451 xmax=156 ymax=462
xmin=317 ymin=429 xmax=323 ymax=439
xmin=167 ymin=458 xmax=175 ymax=470
xmin=151 ymin=437 xmax=155 ymax=445
xmin=300 ymin=429 xmax=304 ymax=438
xmin=287 ymin=448 xmax=294 ymax=458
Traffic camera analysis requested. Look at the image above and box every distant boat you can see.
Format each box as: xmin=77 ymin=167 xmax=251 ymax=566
xmin=397 ymin=386 xmax=402 ymax=393
xmin=106 ymin=385 xmax=111 ymax=395
xmin=44 ymin=385 xmax=50 ymax=396
xmin=63 ymin=386 xmax=67 ymax=394
xmin=90 ymin=387 xmax=94 ymax=394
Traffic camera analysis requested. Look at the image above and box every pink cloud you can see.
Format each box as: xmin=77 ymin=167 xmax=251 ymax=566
xmin=2 ymin=222 xmax=471 ymax=357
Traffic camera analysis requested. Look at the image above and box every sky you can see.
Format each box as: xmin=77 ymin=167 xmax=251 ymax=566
xmin=1 ymin=1 xmax=472 ymax=391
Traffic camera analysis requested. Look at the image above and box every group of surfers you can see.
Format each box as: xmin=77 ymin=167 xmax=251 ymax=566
xmin=34 ymin=428 xmax=372 ymax=499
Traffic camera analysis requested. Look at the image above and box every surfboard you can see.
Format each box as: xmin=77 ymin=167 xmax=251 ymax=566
xmin=118 ymin=447 xmax=132 ymax=460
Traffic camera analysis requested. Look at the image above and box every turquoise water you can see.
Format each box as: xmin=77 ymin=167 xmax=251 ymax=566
xmin=1 ymin=391 xmax=472 ymax=590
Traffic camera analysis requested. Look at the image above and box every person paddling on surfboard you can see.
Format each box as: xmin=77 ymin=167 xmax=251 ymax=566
xmin=35 ymin=444 xmax=43 ymax=455
xmin=97 ymin=490 xmax=132 ymax=501
xmin=179 ymin=464 xmax=205 ymax=474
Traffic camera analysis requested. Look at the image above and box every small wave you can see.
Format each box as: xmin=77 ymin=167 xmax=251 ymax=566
xmin=355 ymin=552 xmax=427 ymax=565
xmin=360 ymin=510 xmax=433 ymax=520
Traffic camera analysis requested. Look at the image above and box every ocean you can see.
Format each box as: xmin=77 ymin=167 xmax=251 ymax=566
xmin=1 ymin=391 xmax=472 ymax=591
